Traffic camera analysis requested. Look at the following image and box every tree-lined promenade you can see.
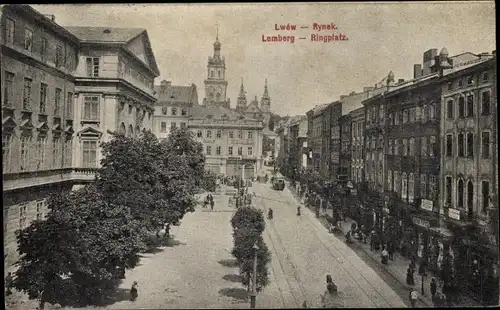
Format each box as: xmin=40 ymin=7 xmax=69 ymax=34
xmin=9 ymin=128 xmax=216 ymax=308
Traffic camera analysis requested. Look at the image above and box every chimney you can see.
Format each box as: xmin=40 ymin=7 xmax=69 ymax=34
xmin=413 ymin=64 xmax=422 ymax=79
xmin=44 ymin=14 xmax=56 ymax=22
xmin=422 ymin=49 xmax=438 ymax=76
xmin=398 ymin=79 xmax=405 ymax=84
xmin=349 ymin=91 xmax=356 ymax=96
xmin=160 ymin=80 xmax=171 ymax=87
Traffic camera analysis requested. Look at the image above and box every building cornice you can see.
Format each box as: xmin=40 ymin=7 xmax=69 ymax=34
xmin=74 ymin=77 xmax=157 ymax=103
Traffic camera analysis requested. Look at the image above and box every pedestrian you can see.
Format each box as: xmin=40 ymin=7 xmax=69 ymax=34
xmin=5 ymin=272 xmax=13 ymax=296
xmin=409 ymin=289 xmax=418 ymax=308
xmin=387 ymin=242 xmax=394 ymax=260
xmin=370 ymin=230 xmax=376 ymax=251
xmin=351 ymin=221 xmax=357 ymax=232
xmin=406 ymin=266 xmax=415 ymax=286
xmin=210 ymin=195 xmax=215 ymax=210
xmin=381 ymin=247 xmax=389 ymax=265
xmin=130 ymin=281 xmax=138 ymax=301
xmin=302 ymin=300 xmax=308 ymax=308
xmin=430 ymin=277 xmax=437 ymax=297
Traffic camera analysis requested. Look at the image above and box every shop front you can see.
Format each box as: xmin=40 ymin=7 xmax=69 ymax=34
xmin=411 ymin=213 xmax=439 ymax=267
xmin=453 ymin=229 xmax=499 ymax=305
xmin=394 ymin=200 xmax=417 ymax=258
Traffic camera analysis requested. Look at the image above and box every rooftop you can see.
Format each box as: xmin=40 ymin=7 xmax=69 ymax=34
xmin=156 ymin=84 xmax=197 ymax=104
xmin=64 ymin=26 xmax=145 ymax=43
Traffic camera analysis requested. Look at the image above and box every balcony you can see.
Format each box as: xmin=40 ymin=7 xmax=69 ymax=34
xmin=3 ymin=168 xmax=98 ymax=192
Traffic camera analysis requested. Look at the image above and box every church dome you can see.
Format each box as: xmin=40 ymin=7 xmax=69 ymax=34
xmin=214 ymin=39 xmax=221 ymax=49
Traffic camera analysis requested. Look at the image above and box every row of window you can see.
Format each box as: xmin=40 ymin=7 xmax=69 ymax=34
xmin=445 ymin=91 xmax=491 ymax=119
xmin=388 ymin=104 xmax=436 ymax=126
xmin=4 ymin=201 xmax=46 ymax=241
xmin=351 ymin=121 xmax=364 ymax=138
xmin=445 ymin=131 xmax=491 ymax=158
xmin=205 ymin=146 xmax=253 ymax=156
xmin=5 ymin=18 xmax=72 ymax=69
xmin=118 ymin=60 xmax=154 ymax=89
xmin=197 ymin=129 xmax=254 ymax=140
xmin=161 ymin=106 xmax=188 ymax=116
xmin=446 ymin=72 xmax=490 ymax=91
xmin=2 ymin=134 xmax=73 ymax=173
xmin=386 ymin=171 xmax=437 ymax=201
xmin=445 ymin=177 xmax=491 ymax=214
xmin=388 ymin=136 xmax=438 ymax=157
xmin=160 ymin=121 xmax=187 ymax=133
xmin=3 ymin=71 xmax=73 ymax=118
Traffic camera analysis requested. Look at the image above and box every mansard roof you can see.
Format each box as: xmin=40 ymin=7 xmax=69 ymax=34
xmin=190 ymin=104 xmax=255 ymax=122
xmin=66 ymin=26 xmax=160 ymax=76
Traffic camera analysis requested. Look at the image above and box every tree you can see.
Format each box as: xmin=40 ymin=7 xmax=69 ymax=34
xmin=98 ymin=129 xmax=201 ymax=234
xmin=230 ymin=207 xmax=271 ymax=292
xmin=201 ymin=169 xmax=217 ymax=192
xmin=161 ymin=127 xmax=206 ymax=189
xmin=12 ymin=185 xmax=145 ymax=306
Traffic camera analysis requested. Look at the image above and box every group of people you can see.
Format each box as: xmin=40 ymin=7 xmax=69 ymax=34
xmin=203 ymin=193 xmax=215 ymax=210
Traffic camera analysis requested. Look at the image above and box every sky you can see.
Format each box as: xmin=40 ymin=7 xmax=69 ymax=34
xmin=32 ymin=2 xmax=496 ymax=116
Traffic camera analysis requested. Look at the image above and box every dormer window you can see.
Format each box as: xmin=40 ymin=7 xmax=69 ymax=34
xmin=467 ymin=76 xmax=474 ymax=85
xmin=482 ymin=72 xmax=489 ymax=83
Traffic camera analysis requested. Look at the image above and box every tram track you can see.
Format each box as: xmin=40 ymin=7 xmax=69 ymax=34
xmin=257 ymin=195 xmax=311 ymax=308
xmin=253 ymin=184 xmax=402 ymax=308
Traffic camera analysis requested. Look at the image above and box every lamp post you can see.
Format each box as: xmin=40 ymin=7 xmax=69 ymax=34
xmin=250 ymin=243 xmax=259 ymax=309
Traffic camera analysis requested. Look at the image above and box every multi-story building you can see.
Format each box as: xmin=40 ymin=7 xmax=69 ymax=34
xmin=2 ymin=5 xmax=161 ymax=268
xmin=339 ymin=114 xmax=351 ymax=184
xmin=306 ymin=103 xmax=329 ymax=173
xmin=2 ymin=4 xmax=80 ymax=267
xmin=287 ymin=115 xmax=306 ymax=178
xmin=188 ymin=104 xmax=264 ymax=178
xmin=153 ymin=80 xmax=198 ymax=140
xmin=350 ymin=106 xmax=365 ymax=185
xmin=439 ymin=51 xmax=497 ymax=304
xmin=67 ymin=25 xmax=159 ymax=170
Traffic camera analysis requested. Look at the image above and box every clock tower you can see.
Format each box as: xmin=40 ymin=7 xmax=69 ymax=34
xmin=203 ymin=26 xmax=230 ymax=109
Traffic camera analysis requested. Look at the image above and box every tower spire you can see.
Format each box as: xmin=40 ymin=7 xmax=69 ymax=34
xmin=216 ymin=23 xmax=219 ymax=40
xmin=239 ymin=78 xmax=246 ymax=97
xmin=263 ymin=78 xmax=269 ymax=98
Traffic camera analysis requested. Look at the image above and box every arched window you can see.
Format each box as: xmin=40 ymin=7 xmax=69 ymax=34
xmin=378 ymin=162 xmax=383 ymax=185
xmin=388 ymin=170 xmax=393 ymax=191
xmin=403 ymin=139 xmax=408 ymax=156
xmin=401 ymin=172 xmax=408 ymax=199
xmin=135 ymin=126 xmax=140 ymax=137
xmin=467 ymin=132 xmax=474 ymax=158
xmin=403 ymin=110 xmax=409 ymax=124
xmin=457 ymin=179 xmax=464 ymax=208
xmin=420 ymin=174 xmax=428 ymax=198
xmin=394 ymin=139 xmax=399 ymax=155
xmin=209 ymin=92 xmax=214 ymax=99
xmin=216 ymin=93 xmax=221 ymax=100
xmin=119 ymin=122 xmax=126 ymax=135
xmin=423 ymin=105 xmax=429 ymax=122
xmin=409 ymin=138 xmax=415 ymax=156
xmin=394 ymin=171 xmax=400 ymax=193
xmin=421 ymin=137 xmax=428 ymax=156
xmin=408 ymin=173 xmax=415 ymax=203
xmin=467 ymin=180 xmax=474 ymax=215
xmin=429 ymin=104 xmax=435 ymax=119
xmin=128 ymin=125 xmax=133 ymax=138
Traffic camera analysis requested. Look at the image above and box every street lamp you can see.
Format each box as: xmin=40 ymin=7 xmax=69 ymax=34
xmin=250 ymin=243 xmax=259 ymax=309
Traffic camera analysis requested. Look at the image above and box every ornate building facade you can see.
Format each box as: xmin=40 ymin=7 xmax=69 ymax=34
xmin=439 ymin=51 xmax=497 ymax=304
xmin=2 ymin=5 xmax=161 ymax=268
xmin=188 ymin=104 xmax=264 ymax=178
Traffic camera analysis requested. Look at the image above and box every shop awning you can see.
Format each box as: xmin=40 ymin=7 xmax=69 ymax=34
xmin=430 ymin=226 xmax=454 ymax=238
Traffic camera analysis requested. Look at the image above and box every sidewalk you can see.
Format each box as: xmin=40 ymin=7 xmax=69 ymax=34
xmin=286 ymin=184 xmax=481 ymax=308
